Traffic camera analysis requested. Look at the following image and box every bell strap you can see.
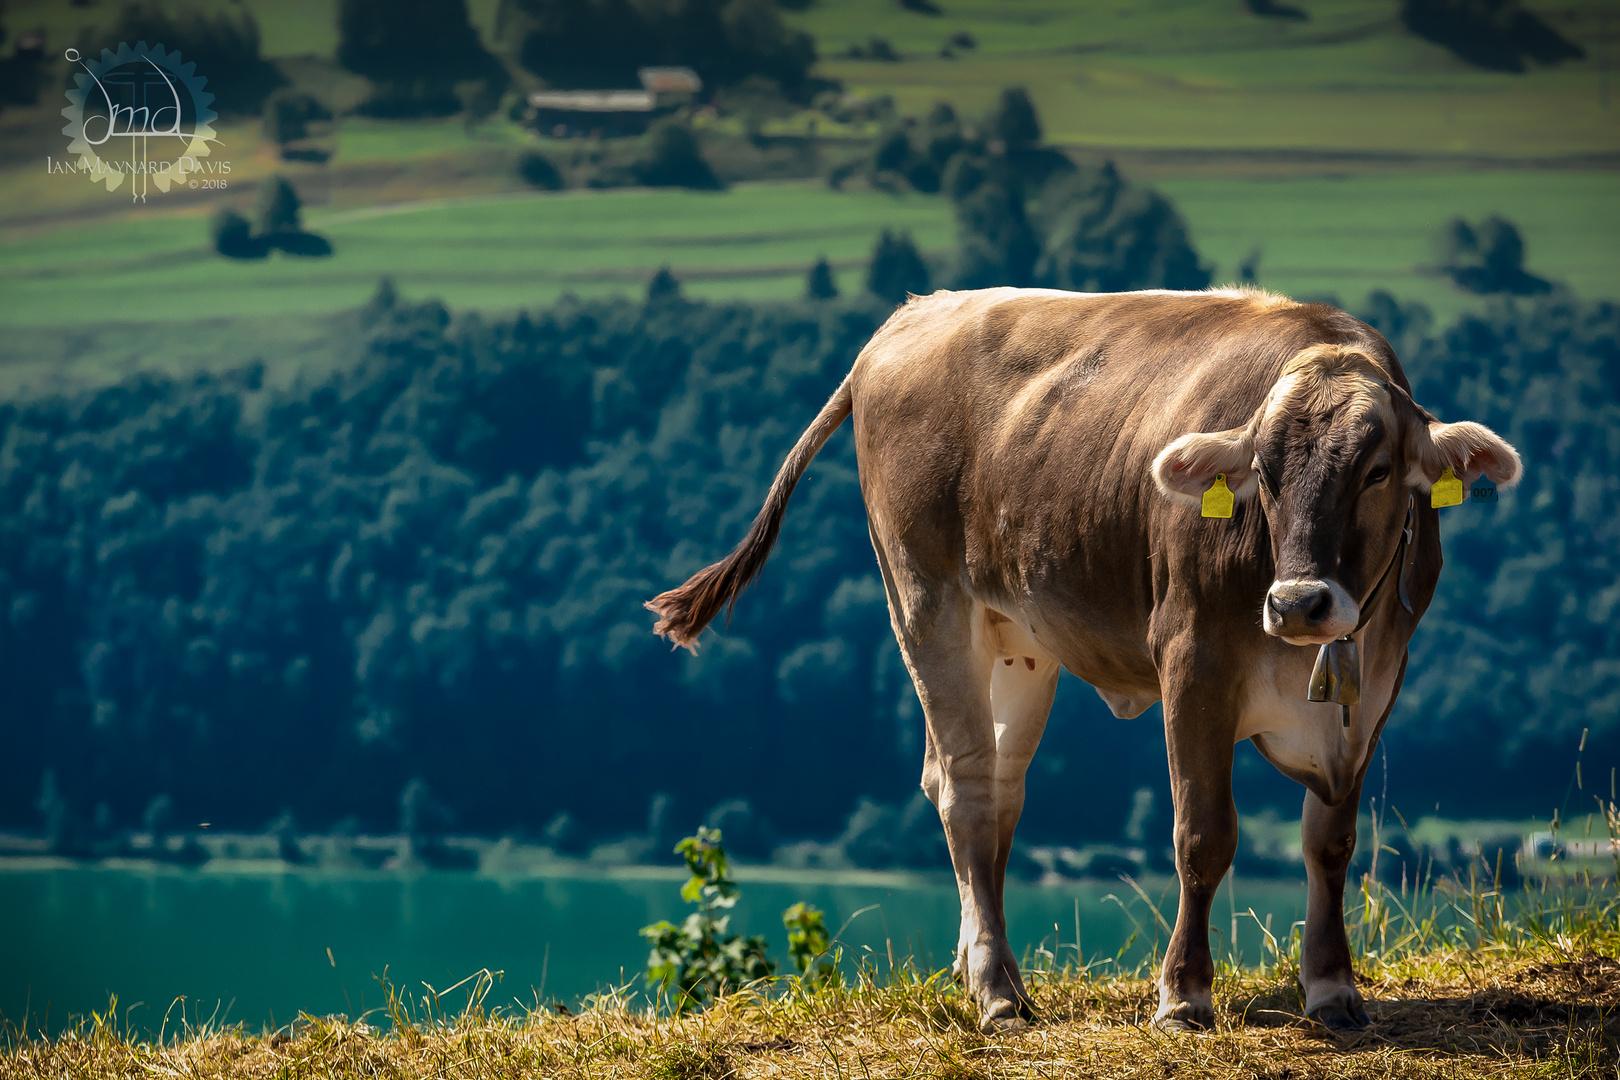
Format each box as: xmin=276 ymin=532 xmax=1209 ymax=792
xmin=1306 ymin=494 xmax=1417 ymax=726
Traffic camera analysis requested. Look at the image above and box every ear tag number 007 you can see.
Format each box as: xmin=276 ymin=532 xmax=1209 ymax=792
xmin=1201 ymin=473 xmax=1234 ymax=519
xmin=1431 ymin=466 xmax=1465 ymax=508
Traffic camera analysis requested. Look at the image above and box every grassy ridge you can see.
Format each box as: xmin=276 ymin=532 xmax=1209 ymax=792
xmin=1 ymin=171 xmax=1615 ymax=327
xmin=5 ymin=877 xmax=1615 ymax=1079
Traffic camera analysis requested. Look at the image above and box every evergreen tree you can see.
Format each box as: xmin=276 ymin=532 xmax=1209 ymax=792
xmin=647 ymin=266 xmax=683 ymax=303
xmin=866 ymin=230 xmax=930 ymax=305
xmin=806 ymin=257 xmax=839 ymax=300
xmin=632 ymin=121 xmax=722 ymax=190
xmin=255 ymin=175 xmax=302 ymax=236
xmin=339 ymin=0 xmax=506 ymax=116
xmin=944 ymin=155 xmax=1038 ymax=289
xmin=1032 ymin=162 xmax=1211 ymax=293
xmin=1236 ymin=247 xmax=1262 ymax=286
xmin=921 ymin=101 xmax=966 ymax=168
xmin=986 ymin=86 xmax=1041 ymax=150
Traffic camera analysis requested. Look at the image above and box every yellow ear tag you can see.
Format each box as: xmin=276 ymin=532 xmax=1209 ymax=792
xmin=1431 ymin=466 xmax=1464 ymax=508
xmin=1201 ymin=473 xmax=1234 ymax=519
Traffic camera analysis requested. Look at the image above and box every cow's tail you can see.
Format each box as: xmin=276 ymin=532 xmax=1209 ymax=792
xmin=646 ymin=376 xmax=855 ymax=651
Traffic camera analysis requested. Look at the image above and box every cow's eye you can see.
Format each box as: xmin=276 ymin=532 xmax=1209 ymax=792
xmin=1364 ymin=465 xmax=1391 ymax=486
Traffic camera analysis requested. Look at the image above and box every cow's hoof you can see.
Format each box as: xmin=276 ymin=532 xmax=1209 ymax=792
xmin=1152 ymin=1001 xmax=1214 ymax=1033
xmin=978 ymin=998 xmax=1030 ymax=1034
xmin=1306 ymin=1000 xmax=1370 ymax=1031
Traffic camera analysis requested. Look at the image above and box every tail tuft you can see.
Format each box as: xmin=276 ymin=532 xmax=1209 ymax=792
xmin=646 ymin=377 xmax=852 ymax=651
xmin=645 ymin=551 xmax=765 ymax=652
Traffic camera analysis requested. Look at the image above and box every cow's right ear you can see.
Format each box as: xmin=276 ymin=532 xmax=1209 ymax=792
xmin=1152 ymin=427 xmax=1259 ymax=506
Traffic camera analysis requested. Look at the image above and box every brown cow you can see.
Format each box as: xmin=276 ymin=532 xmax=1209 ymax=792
xmin=646 ymin=287 xmax=1520 ymax=1033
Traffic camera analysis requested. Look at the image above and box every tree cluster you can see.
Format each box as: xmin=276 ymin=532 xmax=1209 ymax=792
xmin=498 ymin=0 xmax=818 ymax=99
xmin=518 ymin=120 xmax=725 ymax=191
xmin=338 ymin=0 xmax=508 ymax=117
xmin=0 ymin=16 xmax=46 ymax=113
xmin=111 ymin=3 xmax=286 ymax=117
xmin=211 ymin=176 xmax=333 ymax=259
xmin=1 ymin=277 xmax=1611 ymax=852
xmin=1401 ymin=0 xmax=1583 ymax=72
xmin=1439 ymin=215 xmax=1551 ymax=296
xmin=861 ymin=91 xmax=1211 ymax=293
xmin=263 ymin=90 xmax=334 ymax=163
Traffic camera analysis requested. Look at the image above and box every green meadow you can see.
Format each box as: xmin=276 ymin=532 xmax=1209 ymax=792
xmin=803 ymin=0 xmax=1618 ymax=159
xmin=0 ymin=185 xmax=953 ymax=326
xmin=1 ymin=171 xmax=1613 ymax=332
xmin=1157 ymin=169 xmax=1620 ymax=312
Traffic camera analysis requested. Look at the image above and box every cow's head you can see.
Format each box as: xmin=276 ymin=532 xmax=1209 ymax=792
xmin=1152 ymin=344 xmax=1521 ymax=645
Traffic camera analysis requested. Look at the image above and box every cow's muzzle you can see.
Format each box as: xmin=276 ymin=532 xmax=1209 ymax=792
xmin=1264 ymin=578 xmax=1357 ymax=645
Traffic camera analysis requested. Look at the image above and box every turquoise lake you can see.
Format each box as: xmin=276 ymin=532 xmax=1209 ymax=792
xmin=0 ymin=865 xmax=1309 ymax=1032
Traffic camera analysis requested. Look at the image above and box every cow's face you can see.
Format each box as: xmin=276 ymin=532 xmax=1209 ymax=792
xmin=1152 ymin=344 xmax=1521 ymax=645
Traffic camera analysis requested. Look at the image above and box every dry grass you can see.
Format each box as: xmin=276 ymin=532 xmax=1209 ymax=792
xmin=4 ymin=875 xmax=1616 ymax=1080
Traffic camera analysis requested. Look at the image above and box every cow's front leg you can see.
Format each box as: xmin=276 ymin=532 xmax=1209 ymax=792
xmin=1300 ymin=779 xmax=1371 ymax=1029
xmin=1156 ymin=655 xmax=1239 ymax=1031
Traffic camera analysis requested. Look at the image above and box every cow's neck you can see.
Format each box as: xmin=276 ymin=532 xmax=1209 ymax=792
xmin=1305 ymin=494 xmax=1417 ymax=725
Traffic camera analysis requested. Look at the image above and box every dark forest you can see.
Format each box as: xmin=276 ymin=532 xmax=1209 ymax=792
xmin=2 ymin=280 xmax=1614 ymax=851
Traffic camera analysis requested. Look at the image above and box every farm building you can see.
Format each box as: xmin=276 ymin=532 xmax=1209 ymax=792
xmin=527 ymin=67 xmax=702 ymax=137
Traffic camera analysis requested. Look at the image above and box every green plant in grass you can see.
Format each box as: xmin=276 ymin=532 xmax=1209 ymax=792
xmin=640 ymin=827 xmax=775 ymax=1009
xmin=782 ymin=902 xmax=836 ymax=986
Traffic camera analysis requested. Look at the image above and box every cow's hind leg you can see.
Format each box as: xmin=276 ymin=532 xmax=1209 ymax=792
xmin=989 ymin=652 xmax=1058 ymax=939
xmin=1300 ymin=779 xmax=1371 ymax=1029
xmin=874 ymin=539 xmax=1026 ymax=1032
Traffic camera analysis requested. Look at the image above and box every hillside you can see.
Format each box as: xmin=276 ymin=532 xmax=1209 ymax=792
xmin=1 ymin=0 xmax=1614 ymax=351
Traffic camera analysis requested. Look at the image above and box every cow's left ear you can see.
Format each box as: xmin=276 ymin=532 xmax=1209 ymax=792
xmin=1152 ymin=426 xmax=1259 ymax=506
xmin=1410 ymin=420 xmax=1522 ymax=489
